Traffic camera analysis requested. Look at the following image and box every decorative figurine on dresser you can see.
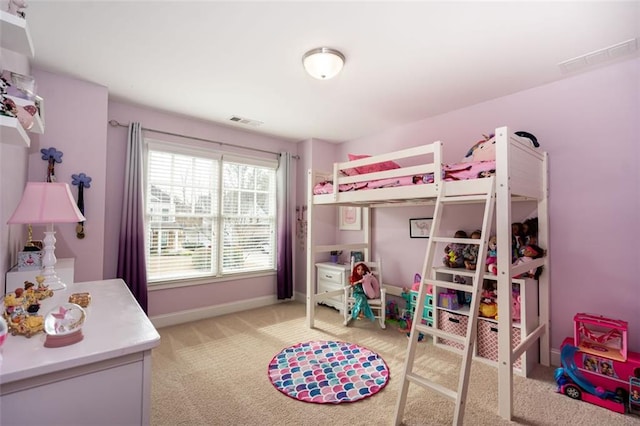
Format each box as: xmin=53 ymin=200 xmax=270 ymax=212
xmin=2 ymin=276 xmax=52 ymax=337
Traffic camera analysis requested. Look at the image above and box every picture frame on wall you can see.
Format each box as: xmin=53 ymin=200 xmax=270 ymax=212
xmin=339 ymin=206 xmax=361 ymax=231
xmin=350 ymin=251 xmax=364 ymax=263
xmin=409 ymin=217 xmax=433 ymax=238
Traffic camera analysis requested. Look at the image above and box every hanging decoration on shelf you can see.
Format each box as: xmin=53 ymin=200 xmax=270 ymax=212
xmin=0 ymin=74 xmax=36 ymax=130
xmin=71 ymin=173 xmax=91 ymax=239
xmin=40 ymin=147 xmax=63 ymax=182
xmin=7 ymin=0 xmax=28 ymax=19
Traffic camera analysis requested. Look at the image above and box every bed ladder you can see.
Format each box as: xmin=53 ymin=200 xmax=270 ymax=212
xmin=394 ymin=177 xmax=496 ymax=426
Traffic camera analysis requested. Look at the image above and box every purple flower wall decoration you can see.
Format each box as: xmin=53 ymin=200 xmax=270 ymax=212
xmin=40 ymin=147 xmax=63 ymax=182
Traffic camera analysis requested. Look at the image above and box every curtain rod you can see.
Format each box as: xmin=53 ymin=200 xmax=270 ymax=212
xmin=108 ymin=120 xmax=298 ymax=159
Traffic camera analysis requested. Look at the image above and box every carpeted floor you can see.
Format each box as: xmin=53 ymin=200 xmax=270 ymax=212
xmin=151 ymin=301 xmax=640 ymax=425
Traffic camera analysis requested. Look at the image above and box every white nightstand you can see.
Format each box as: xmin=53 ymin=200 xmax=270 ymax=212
xmin=4 ymin=258 xmax=75 ymax=294
xmin=316 ymin=262 xmax=350 ymax=312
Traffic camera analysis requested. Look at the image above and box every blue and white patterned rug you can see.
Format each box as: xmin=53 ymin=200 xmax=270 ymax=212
xmin=267 ymin=340 xmax=389 ymax=404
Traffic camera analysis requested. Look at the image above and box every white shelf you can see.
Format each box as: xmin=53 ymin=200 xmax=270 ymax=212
xmin=0 ymin=115 xmax=29 ymax=147
xmin=5 ymin=94 xmax=45 ymax=134
xmin=0 ymin=10 xmax=34 ymax=57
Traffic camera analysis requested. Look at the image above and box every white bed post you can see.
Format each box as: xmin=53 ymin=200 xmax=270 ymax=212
xmin=306 ymin=169 xmax=315 ymax=328
xmin=495 ymin=126 xmax=514 ymax=420
xmin=363 ymin=207 xmax=371 ymax=261
xmin=537 ymin=152 xmax=551 ymax=366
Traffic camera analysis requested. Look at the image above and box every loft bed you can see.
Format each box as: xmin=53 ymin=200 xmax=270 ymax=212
xmin=305 ymin=126 xmax=549 ymax=421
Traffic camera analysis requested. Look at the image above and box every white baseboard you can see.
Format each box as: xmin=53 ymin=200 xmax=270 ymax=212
xmin=150 ymin=294 xmax=295 ymax=329
xmin=550 ymin=347 xmax=561 ymax=367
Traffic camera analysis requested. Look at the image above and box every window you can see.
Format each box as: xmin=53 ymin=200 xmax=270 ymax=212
xmin=145 ymin=140 xmax=277 ymax=283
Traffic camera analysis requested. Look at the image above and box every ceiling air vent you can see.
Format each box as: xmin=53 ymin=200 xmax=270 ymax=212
xmin=558 ymin=38 xmax=638 ymax=74
xmin=228 ymin=115 xmax=263 ymax=127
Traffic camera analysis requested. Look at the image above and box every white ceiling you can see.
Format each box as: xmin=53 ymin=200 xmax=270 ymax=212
xmin=24 ymin=1 xmax=640 ymax=143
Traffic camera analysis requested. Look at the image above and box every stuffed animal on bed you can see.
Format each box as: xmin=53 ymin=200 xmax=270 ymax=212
xmin=462 ymin=134 xmax=496 ymax=162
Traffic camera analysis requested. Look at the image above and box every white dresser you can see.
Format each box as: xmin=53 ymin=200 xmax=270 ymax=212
xmin=4 ymin=258 xmax=75 ymax=294
xmin=0 ymin=279 xmax=160 ymax=425
xmin=316 ymin=262 xmax=350 ymax=312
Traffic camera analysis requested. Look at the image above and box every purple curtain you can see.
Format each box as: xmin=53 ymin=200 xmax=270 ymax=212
xmin=276 ymin=152 xmax=293 ymax=299
xmin=117 ymin=122 xmax=148 ymax=313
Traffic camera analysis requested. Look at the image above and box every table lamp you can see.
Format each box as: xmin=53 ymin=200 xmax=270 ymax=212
xmin=7 ymin=182 xmax=86 ymax=291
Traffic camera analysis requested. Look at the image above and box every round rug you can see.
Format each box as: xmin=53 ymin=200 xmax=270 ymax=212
xmin=267 ymin=340 xmax=389 ymax=404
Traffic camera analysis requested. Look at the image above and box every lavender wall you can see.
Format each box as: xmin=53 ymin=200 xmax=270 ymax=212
xmin=26 ymin=69 xmax=108 ymax=284
xmin=331 ymin=58 xmax=640 ymax=352
xmin=105 ymin=101 xmax=298 ymax=317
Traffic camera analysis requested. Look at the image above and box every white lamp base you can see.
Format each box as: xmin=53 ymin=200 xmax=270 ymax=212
xmin=41 ymin=225 xmax=66 ymax=291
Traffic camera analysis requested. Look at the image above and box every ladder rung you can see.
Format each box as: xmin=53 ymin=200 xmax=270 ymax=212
xmin=440 ymin=194 xmax=490 ymax=203
xmin=431 ymin=237 xmax=482 ymax=245
xmin=423 ymin=279 xmax=476 ymax=293
xmin=432 ymin=267 xmax=482 ymax=278
xmin=405 ymin=372 xmax=457 ymax=401
xmin=414 ymin=323 xmax=466 ymax=345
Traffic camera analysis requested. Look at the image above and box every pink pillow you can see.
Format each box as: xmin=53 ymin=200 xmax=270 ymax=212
xmin=347 ymin=154 xmax=401 ymax=175
xmin=362 ymin=274 xmax=380 ymax=299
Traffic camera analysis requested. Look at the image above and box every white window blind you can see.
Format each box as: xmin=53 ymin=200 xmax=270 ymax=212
xmin=145 ymin=141 xmax=276 ymax=283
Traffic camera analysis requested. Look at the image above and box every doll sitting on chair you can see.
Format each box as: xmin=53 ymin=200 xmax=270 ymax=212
xmin=349 ymin=262 xmax=380 ymax=321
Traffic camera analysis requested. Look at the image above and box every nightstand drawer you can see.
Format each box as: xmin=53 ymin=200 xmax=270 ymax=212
xmin=315 ymin=263 xmax=350 ymax=312
xmin=318 ymin=269 xmax=345 ymax=285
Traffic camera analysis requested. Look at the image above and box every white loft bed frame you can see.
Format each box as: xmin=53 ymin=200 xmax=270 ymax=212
xmin=305 ymin=126 xmax=549 ymax=420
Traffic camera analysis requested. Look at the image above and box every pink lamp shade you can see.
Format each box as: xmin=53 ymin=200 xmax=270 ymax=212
xmin=7 ymin=182 xmax=86 ymax=291
xmin=7 ymin=182 xmax=86 ymax=224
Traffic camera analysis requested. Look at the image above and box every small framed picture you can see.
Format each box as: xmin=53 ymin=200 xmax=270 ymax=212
xmin=409 ymin=218 xmax=433 ymax=238
xmin=339 ymin=206 xmax=361 ymax=231
xmin=17 ymin=251 xmax=43 ymax=270
xmin=350 ymin=251 xmax=364 ymax=263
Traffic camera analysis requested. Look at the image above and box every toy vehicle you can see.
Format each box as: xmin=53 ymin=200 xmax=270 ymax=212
xmin=555 ymin=344 xmax=626 ymax=414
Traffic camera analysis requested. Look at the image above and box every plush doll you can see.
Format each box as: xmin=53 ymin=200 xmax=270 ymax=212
xmin=443 ymin=230 xmax=468 ymax=268
xmin=486 ymin=235 xmax=497 ymax=274
xmin=462 ymin=134 xmax=496 ymax=162
xmin=463 ymin=230 xmax=481 ymax=270
xmin=512 ymin=293 xmax=521 ymax=322
xmin=513 ymin=244 xmax=545 ymax=278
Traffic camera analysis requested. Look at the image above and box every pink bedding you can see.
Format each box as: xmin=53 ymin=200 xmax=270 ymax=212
xmin=313 ymin=160 xmax=495 ymax=195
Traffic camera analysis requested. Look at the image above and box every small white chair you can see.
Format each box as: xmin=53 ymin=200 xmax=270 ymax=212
xmin=343 ymin=257 xmax=386 ymax=329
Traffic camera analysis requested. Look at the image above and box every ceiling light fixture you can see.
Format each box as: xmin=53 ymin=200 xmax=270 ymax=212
xmin=302 ymin=47 xmax=345 ymax=80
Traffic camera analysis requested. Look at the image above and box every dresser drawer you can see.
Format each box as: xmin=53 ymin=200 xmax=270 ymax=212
xmin=318 ymin=268 xmax=345 ymax=285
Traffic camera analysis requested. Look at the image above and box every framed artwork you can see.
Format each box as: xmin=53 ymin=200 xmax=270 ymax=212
xmin=339 ymin=206 xmax=361 ymax=231
xmin=350 ymin=251 xmax=364 ymax=263
xmin=409 ymin=217 xmax=432 ymax=238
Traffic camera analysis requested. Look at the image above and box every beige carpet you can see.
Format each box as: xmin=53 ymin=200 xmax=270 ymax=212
xmin=151 ymin=302 xmax=638 ymax=425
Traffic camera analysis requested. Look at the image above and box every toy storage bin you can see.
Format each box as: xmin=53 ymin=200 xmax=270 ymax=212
xmin=476 ymin=319 xmax=522 ymax=369
xmin=437 ymin=310 xmax=468 ymax=350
